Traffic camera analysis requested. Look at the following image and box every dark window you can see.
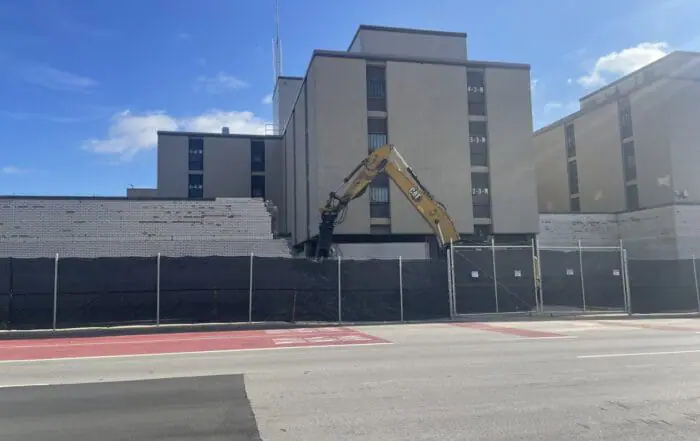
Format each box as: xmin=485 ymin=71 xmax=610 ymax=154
xmin=473 ymin=204 xmax=491 ymax=218
xmin=571 ymin=196 xmax=580 ymax=212
xmin=567 ymin=160 xmax=579 ymax=195
xmin=565 ymin=124 xmax=576 ymax=158
xmin=368 ymin=118 xmax=387 ymax=133
xmin=373 ymin=172 xmax=390 ymax=186
xmin=622 ymin=141 xmax=637 ymax=181
xmin=625 ymin=184 xmax=639 ymax=210
xmin=370 ymin=224 xmax=391 ymax=234
xmin=467 ymin=70 xmax=486 ymax=116
xmin=468 ymin=101 xmax=486 ymax=116
xmin=188 ymin=173 xmax=203 ymax=198
xmin=471 ymin=172 xmax=491 ymax=218
xmin=619 ymin=98 xmax=633 ymax=139
xmin=251 ymin=175 xmax=265 ymax=199
xmin=367 ymin=65 xmax=386 ymax=111
xmin=370 ymin=203 xmax=391 ymax=218
xmin=188 ymin=138 xmax=204 ymax=171
xmin=368 ymin=118 xmax=388 ymax=151
xmin=469 ymin=121 xmax=489 ymax=166
xmin=251 ymin=140 xmax=265 ymax=172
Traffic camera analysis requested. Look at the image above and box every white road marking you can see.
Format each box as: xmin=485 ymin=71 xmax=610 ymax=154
xmin=578 ymin=349 xmax=700 ymax=359
xmin=0 ymin=342 xmax=393 ymax=364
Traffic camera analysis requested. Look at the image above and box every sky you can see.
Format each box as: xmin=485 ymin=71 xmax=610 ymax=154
xmin=1 ymin=0 xmax=699 ymax=196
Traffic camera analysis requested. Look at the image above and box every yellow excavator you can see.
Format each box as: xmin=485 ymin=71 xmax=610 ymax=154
xmin=315 ymin=144 xmax=461 ymax=258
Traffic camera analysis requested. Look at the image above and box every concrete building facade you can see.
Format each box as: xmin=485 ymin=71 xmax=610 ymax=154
xmin=149 ymin=25 xmax=539 ymax=256
xmin=534 ymin=51 xmax=700 ymax=260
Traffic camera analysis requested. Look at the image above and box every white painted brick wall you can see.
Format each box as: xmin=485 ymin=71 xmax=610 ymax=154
xmin=538 ymin=213 xmax=620 ymax=247
xmin=0 ymin=198 xmax=291 ymax=258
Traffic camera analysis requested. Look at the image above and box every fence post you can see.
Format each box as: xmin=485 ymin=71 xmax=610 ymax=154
xmin=449 ymin=240 xmax=456 ymax=317
xmin=446 ymin=243 xmax=454 ymax=317
xmin=692 ymin=254 xmax=700 ymax=313
xmin=618 ymin=239 xmax=629 ymax=313
xmin=156 ymin=253 xmax=161 ymax=326
xmin=399 ymin=256 xmax=404 ymax=323
xmin=337 ymin=256 xmax=342 ymax=324
xmin=622 ymin=248 xmax=632 ymax=315
xmin=491 ymin=237 xmax=499 ymax=313
xmin=536 ymin=236 xmax=544 ymax=313
xmin=578 ymin=240 xmax=586 ymax=312
xmin=248 ymin=252 xmax=254 ymax=323
xmin=530 ymin=237 xmax=540 ymax=313
xmin=52 ymin=253 xmax=58 ymax=330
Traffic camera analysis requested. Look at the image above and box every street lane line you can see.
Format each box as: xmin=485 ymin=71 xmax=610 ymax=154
xmin=578 ymin=349 xmax=700 ymax=359
xmin=0 ymin=341 xmax=393 ymax=364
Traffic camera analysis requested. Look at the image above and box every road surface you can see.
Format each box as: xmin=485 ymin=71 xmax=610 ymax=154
xmin=1 ymin=318 xmax=700 ymax=440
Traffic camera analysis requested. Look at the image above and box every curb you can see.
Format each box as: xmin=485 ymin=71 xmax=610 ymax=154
xmin=1 ymin=313 xmax=698 ymax=340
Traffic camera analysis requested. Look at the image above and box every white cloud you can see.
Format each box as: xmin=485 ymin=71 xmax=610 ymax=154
xmin=1 ymin=166 xmax=31 ymax=175
xmin=530 ymin=79 xmax=539 ymax=90
xmin=181 ymin=110 xmax=268 ymax=134
xmin=578 ymin=42 xmax=669 ymax=88
xmin=83 ymin=111 xmax=178 ymax=160
xmin=21 ymin=63 xmax=98 ymax=92
xmin=262 ymin=93 xmax=273 ymax=104
xmin=195 ymin=72 xmax=249 ymax=94
xmin=83 ymin=109 xmax=269 ymax=160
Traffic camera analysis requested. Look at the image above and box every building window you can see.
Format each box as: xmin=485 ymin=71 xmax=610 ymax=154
xmin=571 ymin=196 xmax=580 ymax=213
xmin=565 ymin=124 xmax=576 ymax=158
xmin=366 ymin=65 xmax=386 ymax=112
xmin=251 ymin=175 xmax=265 ymax=199
xmin=471 ymin=172 xmax=491 ymax=219
xmin=188 ymin=173 xmax=203 ymax=198
xmin=467 ymin=70 xmax=486 ymax=116
xmin=619 ymin=98 xmax=633 ymax=140
xmin=622 ymin=141 xmax=637 ymax=181
xmin=625 ymin=184 xmax=639 ymax=210
xmin=368 ymin=118 xmax=388 ymax=152
xmin=567 ymin=160 xmax=579 ymax=195
xmin=369 ymin=186 xmax=389 ymax=203
xmin=251 ymin=140 xmax=265 ymax=172
xmin=188 ymin=138 xmax=204 ymax=171
xmin=370 ymin=203 xmax=391 ymax=218
xmin=469 ymin=121 xmax=488 ymax=166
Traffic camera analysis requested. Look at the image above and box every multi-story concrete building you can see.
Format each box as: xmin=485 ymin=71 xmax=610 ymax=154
xmin=149 ymin=25 xmax=539 ymax=257
xmin=534 ymin=51 xmax=700 ymax=259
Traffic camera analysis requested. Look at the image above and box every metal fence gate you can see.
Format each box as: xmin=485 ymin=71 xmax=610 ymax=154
xmin=448 ymin=240 xmax=630 ymax=316
xmin=538 ymin=243 xmax=629 ymax=314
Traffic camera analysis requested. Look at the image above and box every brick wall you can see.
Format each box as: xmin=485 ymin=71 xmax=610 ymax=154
xmin=0 ymin=197 xmax=291 ymax=258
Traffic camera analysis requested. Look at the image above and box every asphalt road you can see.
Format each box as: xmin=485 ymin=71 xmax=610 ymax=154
xmin=0 ymin=375 xmax=261 ymax=441
xmin=2 ymin=319 xmax=700 ymax=440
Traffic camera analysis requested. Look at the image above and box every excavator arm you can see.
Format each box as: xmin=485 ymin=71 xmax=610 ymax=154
xmin=315 ymin=144 xmax=460 ymax=258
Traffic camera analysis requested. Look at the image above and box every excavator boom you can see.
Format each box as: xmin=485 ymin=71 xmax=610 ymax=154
xmin=315 ymin=144 xmax=460 ymax=258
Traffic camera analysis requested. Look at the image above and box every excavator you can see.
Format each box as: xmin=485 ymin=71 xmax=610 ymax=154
xmin=315 ymin=144 xmax=461 ymax=258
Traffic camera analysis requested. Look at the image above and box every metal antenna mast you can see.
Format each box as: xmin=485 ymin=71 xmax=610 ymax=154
xmin=272 ymin=0 xmax=282 ymax=82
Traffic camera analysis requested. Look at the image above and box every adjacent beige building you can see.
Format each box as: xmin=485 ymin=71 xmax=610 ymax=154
xmin=535 ymin=51 xmax=700 ymax=214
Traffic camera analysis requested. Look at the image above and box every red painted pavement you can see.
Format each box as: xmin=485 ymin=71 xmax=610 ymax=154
xmin=454 ymin=322 xmax=565 ymax=338
xmin=0 ymin=327 xmax=389 ymax=362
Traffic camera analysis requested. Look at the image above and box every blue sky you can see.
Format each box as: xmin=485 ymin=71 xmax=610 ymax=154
xmin=1 ymin=0 xmax=699 ymax=196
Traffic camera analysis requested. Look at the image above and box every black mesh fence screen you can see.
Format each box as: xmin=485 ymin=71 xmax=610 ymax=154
xmin=0 ymin=256 xmax=451 ymax=329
